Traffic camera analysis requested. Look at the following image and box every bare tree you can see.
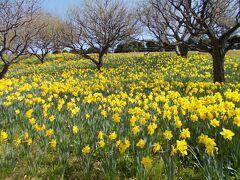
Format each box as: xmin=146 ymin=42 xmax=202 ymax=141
xmin=52 ymin=20 xmax=66 ymax=54
xmin=138 ymin=0 xmax=190 ymax=57
xmin=61 ymin=0 xmax=138 ymax=70
xmin=168 ymin=0 xmax=240 ymax=82
xmin=0 ymin=0 xmax=40 ymax=78
xmin=29 ymin=14 xmax=61 ymax=63
xmin=137 ymin=1 xmax=169 ymax=51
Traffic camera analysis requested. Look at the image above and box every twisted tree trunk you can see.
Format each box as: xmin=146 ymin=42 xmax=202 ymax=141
xmin=0 ymin=64 xmax=9 ymax=79
xmin=97 ymin=53 xmax=104 ymax=70
xmin=211 ymin=48 xmax=225 ymax=83
xmin=176 ymin=43 xmax=188 ymax=58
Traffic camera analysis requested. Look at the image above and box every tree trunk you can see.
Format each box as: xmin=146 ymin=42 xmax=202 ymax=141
xmin=211 ymin=49 xmax=225 ymax=83
xmin=0 ymin=64 xmax=9 ymax=79
xmin=39 ymin=57 xmax=44 ymax=64
xmin=40 ymin=56 xmax=45 ymax=64
xmin=97 ymin=53 xmax=104 ymax=70
xmin=176 ymin=43 xmax=188 ymax=58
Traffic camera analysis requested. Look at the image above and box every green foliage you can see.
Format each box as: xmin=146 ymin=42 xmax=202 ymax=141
xmin=115 ymin=40 xmax=145 ymax=53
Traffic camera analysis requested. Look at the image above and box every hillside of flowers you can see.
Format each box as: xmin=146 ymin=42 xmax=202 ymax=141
xmin=0 ymin=52 xmax=240 ymax=179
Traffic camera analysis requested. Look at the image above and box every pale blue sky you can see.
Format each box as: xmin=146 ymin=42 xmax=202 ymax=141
xmin=42 ymin=0 xmax=151 ymax=39
xmin=43 ymin=0 xmax=79 ymax=19
xmin=43 ymin=0 xmax=139 ymax=19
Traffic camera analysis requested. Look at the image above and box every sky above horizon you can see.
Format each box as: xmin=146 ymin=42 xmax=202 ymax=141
xmin=43 ymin=0 xmax=79 ymax=19
xmin=42 ymin=0 xmax=152 ymax=39
xmin=43 ymin=0 xmax=139 ymax=19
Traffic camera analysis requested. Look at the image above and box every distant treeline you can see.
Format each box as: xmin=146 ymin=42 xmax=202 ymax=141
xmin=66 ymin=38 xmax=240 ymax=54
xmin=114 ymin=40 xmax=175 ymax=53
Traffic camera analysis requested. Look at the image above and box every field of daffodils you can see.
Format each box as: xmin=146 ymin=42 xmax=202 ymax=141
xmin=0 ymin=52 xmax=240 ymax=179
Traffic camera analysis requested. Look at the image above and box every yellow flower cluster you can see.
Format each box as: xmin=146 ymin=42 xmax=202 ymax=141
xmin=198 ymin=134 xmax=218 ymax=155
xmin=0 ymin=131 xmax=8 ymax=141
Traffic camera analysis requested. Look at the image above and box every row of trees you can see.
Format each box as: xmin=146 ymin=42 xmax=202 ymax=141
xmin=0 ymin=0 xmax=240 ymax=82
